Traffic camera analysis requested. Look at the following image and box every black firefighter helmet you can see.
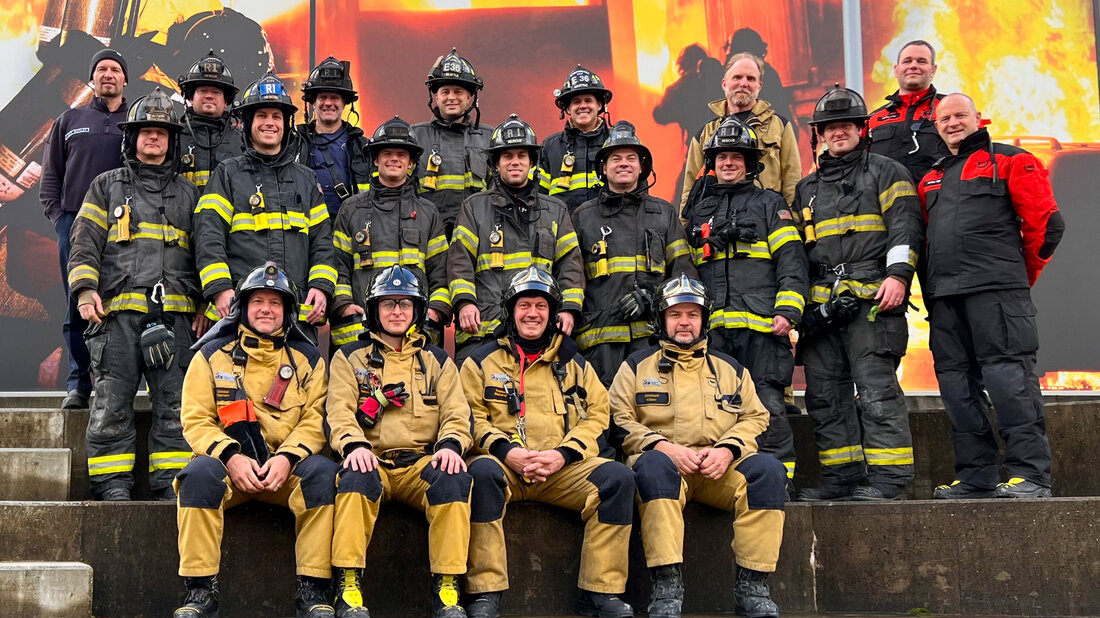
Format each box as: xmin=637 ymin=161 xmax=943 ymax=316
xmin=594 ymin=120 xmax=652 ymax=183
xmin=118 ymin=87 xmax=183 ymax=161
xmin=367 ymin=116 xmax=424 ymax=162
xmin=810 ymin=84 xmax=869 ymax=128
xmin=177 ymin=49 xmax=238 ymax=101
xmin=485 ymin=114 xmax=540 ymax=167
xmin=234 ymin=261 xmax=301 ymax=332
xmin=425 ymin=48 xmax=484 ymax=94
xmin=364 ymin=265 xmax=427 ymax=336
xmin=703 ymin=116 xmax=765 ymax=178
xmin=237 ymin=73 xmax=298 ymax=149
xmin=554 ymin=65 xmax=613 ymax=114
xmin=302 ymin=56 xmax=358 ymax=104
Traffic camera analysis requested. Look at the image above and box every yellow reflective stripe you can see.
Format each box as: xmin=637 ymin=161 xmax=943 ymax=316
xmin=583 ymin=255 xmax=659 ymax=278
xmin=196 ymin=194 xmax=233 ymax=224
xmin=148 ymin=451 xmax=192 ymax=471
xmin=768 ymin=226 xmax=801 ymax=253
xmin=450 ymin=279 xmax=476 ymax=299
xmin=331 ymin=321 xmax=366 ymax=346
xmin=187 ymin=170 xmax=211 ymax=187
xmin=69 ymin=265 xmax=100 ymax=287
xmin=815 ymin=214 xmax=886 ymax=239
xmin=537 ymin=167 xmax=552 ymax=190
xmin=308 ymin=264 xmax=338 ymax=286
xmin=399 ymin=247 xmax=426 ymax=266
xmin=879 ymin=180 xmax=917 ymax=213
xmin=420 ymin=173 xmax=483 ymax=191
xmin=690 ymin=243 xmax=771 ymax=264
xmin=475 ymin=252 xmax=537 ymax=273
xmin=865 ymin=447 xmax=914 ymax=466
xmin=547 ymin=171 xmax=600 ymax=194
xmin=907 ymin=248 xmax=918 ymax=268
xmin=554 ymin=232 xmax=578 ymax=260
xmin=78 ymin=203 xmax=108 ymax=229
xmin=708 ymin=309 xmax=774 ymax=333
xmin=104 ymin=293 xmax=148 ymax=314
xmin=335 ymin=283 xmax=353 ymax=299
xmin=561 ymin=288 xmax=583 ymax=307
xmin=810 ymin=280 xmax=882 ymax=304
xmin=107 ymin=222 xmax=190 ymax=248
xmin=88 ymin=453 xmax=135 ymax=475
xmin=162 ymin=294 xmax=197 ymax=313
xmin=783 ymin=460 xmax=795 ymax=479
xmin=309 ymin=204 xmax=329 ymax=227
xmin=818 ymin=445 xmax=865 ymax=466
xmin=575 ymin=321 xmax=651 ymax=349
xmin=356 ymin=183 xmax=370 ymax=192
xmin=453 ymin=226 xmax=478 ymax=255
xmin=455 ymin=319 xmax=501 ymax=343
xmin=333 ymin=230 xmax=354 ymax=254
xmin=429 ymin=287 xmax=451 ymax=305
xmin=204 ymin=304 xmax=220 ymax=321
xmin=666 ymin=239 xmax=690 ymax=262
xmin=200 ymin=262 xmax=232 ymax=288
xmin=229 ymin=211 xmax=310 ymax=232
xmin=775 ymin=290 xmax=805 ymax=313
xmin=426 ymin=234 xmax=449 ymax=259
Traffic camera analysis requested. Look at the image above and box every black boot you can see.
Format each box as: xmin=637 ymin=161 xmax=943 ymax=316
xmin=465 ymin=591 xmax=501 ymax=618
xmin=333 ymin=568 xmax=370 ymax=618
xmin=796 ymin=481 xmax=857 ymax=502
xmin=576 ymin=589 xmax=633 ymax=618
xmin=296 ymin=575 xmax=335 ymax=618
xmin=648 ymin=564 xmax=684 ymax=618
xmin=432 ymin=574 xmax=467 ymax=618
xmin=733 ymin=567 xmax=779 ymax=618
xmin=174 ymin=575 xmax=219 ymax=618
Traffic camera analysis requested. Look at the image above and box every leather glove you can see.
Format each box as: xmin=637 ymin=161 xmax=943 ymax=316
xmin=140 ymin=321 xmax=175 ymax=370
xmin=356 ymin=382 xmax=409 ymax=429
xmin=705 ymin=219 xmax=733 ymax=252
xmin=733 ymin=222 xmax=761 ymax=243
xmin=798 ymin=295 xmax=860 ymax=337
xmin=616 ymin=285 xmax=654 ymax=321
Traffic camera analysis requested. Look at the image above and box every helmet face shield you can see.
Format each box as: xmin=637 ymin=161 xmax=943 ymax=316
xmin=502 ymin=266 xmax=561 ymax=320
xmin=655 ymin=275 xmax=711 ymax=344
xmin=365 ymin=265 xmax=427 ymax=334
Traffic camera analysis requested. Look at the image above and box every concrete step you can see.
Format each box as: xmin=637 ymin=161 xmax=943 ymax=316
xmin=0 ymin=498 xmax=1096 ymax=617
xmin=0 ymin=562 xmax=92 ymax=618
xmin=0 ymin=448 xmax=69 ymax=500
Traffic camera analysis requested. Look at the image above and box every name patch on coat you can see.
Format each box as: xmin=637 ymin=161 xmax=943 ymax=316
xmin=484 ymin=386 xmax=508 ymax=401
xmin=636 ymin=392 xmax=670 ymax=406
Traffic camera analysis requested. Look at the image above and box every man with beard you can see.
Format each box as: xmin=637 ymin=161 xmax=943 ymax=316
xmin=177 ymin=50 xmax=244 ymax=190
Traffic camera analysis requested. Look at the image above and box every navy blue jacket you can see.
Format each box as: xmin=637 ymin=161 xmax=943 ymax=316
xmin=40 ymin=96 xmax=126 ymax=223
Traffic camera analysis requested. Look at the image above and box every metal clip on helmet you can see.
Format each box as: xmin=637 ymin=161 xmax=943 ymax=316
xmin=809 ymin=84 xmax=869 ymax=128
xmin=655 ymin=274 xmax=712 ymax=343
xmin=486 ymin=114 xmax=540 ymax=167
xmin=367 ymin=116 xmax=423 ymax=161
xmin=364 ymin=265 xmax=427 ymax=334
xmin=502 ymin=266 xmax=561 ymax=319
xmin=119 ymin=87 xmax=183 ymax=159
xmin=425 ymin=48 xmax=484 ymax=93
xmin=553 ymin=65 xmax=613 ymax=114
xmin=703 ymin=116 xmax=764 ymax=176
xmin=594 ymin=120 xmax=652 ymax=183
xmin=302 ymin=56 xmax=357 ymax=104
xmin=234 ymin=261 xmax=301 ymax=331
xmin=177 ymin=49 xmax=238 ymax=101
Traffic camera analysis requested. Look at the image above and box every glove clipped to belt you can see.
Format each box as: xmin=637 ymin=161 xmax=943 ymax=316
xmin=798 ymin=295 xmax=860 ymax=337
xmin=615 ymin=283 xmax=656 ymax=321
xmin=140 ymin=317 xmax=176 ymax=370
xmin=217 ymin=399 xmax=270 ymax=464
xmin=708 ymin=219 xmax=761 ymax=253
xmin=356 ymin=382 xmax=409 ymax=429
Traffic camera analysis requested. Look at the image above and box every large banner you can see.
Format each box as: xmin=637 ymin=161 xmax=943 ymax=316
xmin=0 ymin=0 xmax=1096 ymax=390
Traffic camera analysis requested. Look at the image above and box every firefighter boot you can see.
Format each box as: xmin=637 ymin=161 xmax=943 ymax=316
xmin=296 ymin=575 xmax=336 ymax=618
xmin=576 ymin=589 xmax=634 ymax=618
xmin=648 ymin=563 xmax=684 ymax=618
xmin=432 ymin=574 xmax=467 ymax=618
xmin=334 ymin=568 xmax=370 ymax=618
xmin=796 ymin=481 xmax=857 ymax=502
xmin=734 ymin=567 xmax=779 ymax=618
xmin=174 ymin=575 xmax=219 ymax=618
xmin=465 ymin=592 xmax=501 ymax=618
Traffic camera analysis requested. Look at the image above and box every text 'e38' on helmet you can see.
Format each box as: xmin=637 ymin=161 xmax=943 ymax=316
xmin=554 ymin=65 xmax=612 ymax=112
xmin=177 ymin=49 xmax=238 ymax=102
xmin=302 ymin=56 xmax=357 ymax=104
xmin=425 ymin=48 xmax=484 ymax=93
xmin=594 ymin=120 xmax=652 ymax=182
xmin=502 ymin=266 xmax=561 ymax=318
xmin=367 ymin=116 xmax=423 ymax=162
xmin=810 ymin=84 xmax=869 ymax=128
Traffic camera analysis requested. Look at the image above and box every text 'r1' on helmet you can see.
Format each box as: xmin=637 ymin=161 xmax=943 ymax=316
xmin=502 ymin=266 xmax=561 ymax=318
xmin=368 ymin=116 xmax=424 ymax=162
xmin=364 ymin=265 xmax=427 ymax=334
xmin=554 ymin=65 xmax=613 ymax=112
xmin=594 ymin=120 xmax=652 ymax=182
xmin=425 ymin=48 xmax=484 ymax=93
xmin=810 ymin=83 xmax=869 ymax=128
xmin=235 ymin=261 xmax=301 ymax=331
xmin=177 ymin=49 xmax=238 ymax=101
xmin=486 ymin=114 xmax=540 ymax=165
xmin=703 ymin=116 xmax=764 ymax=173
xmin=237 ymin=72 xmax=298 ymax=116
xmin=302 ymin=56 xmax=358 ymax=103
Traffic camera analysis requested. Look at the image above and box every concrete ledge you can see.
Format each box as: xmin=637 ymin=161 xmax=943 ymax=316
xmin=0 ymin=561 xmax=92 ymax=618
xmin=0 ymin=448 xmax=69 ymax=500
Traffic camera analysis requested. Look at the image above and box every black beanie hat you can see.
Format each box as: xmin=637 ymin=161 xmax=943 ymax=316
xmin=89 ymin=49 xmax=128 ymax=83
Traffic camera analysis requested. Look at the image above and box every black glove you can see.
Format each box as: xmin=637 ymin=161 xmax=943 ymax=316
xmin=616 ymin=285 xmax=655 ymax=321
xmin=798 ymin=295 xmax=860 ymax=337
xmin=706 ymin=219 xmax=733 ymax=252
xmin=140 ymin=320 xmax=175 ymax=370
xmin=224 ymin=421 xmax=270 ymax=464
xmin=733 ymin=221 xmax=761 ymax=243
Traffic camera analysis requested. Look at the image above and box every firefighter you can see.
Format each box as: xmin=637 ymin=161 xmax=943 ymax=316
xmin=412 ymin=48 xmax=491 ymax=236
xmin=173 ymin=263 xmax=342 ymax=618
xmin=295 ymin=56 xmax=372 ymax=218
xmin=193 ymin=73 xmax=336 ymax=345
xmin=327 ymin=265 xmax=473 ymax=618
xmin=682 ymin=116 xmax=807 ymax=489
xmin=448 ymin=114 xmax=585 ymax=364
xmin=537 ymin=65 xmax=612 ymax=211
xmin=461 ymin=267 xmax=634 ymax=618
xmin=679 ymin=52 xmax=802 ymax=213
xmin=610 ymin=275 xmax=786 ymax=618
xmin=791 ymin=86 xmax=924 ymax=502
xmin=176 ymin=49 xmax=245 ymax=189
xmin=67 ymin=87 xmax=201 ymax=501
xmin=572 ymin=120 xmax=695 ymax=385
xmin=919 ymin=93 xmax=1065 ymax=499
xmin=330 ymin=116 xmax=450 ymax=348
xmin=867 ymin=40 xmax=948 ymax=184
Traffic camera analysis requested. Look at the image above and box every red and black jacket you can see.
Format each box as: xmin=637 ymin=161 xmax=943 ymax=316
xmin=868 ymin=86 xmax=947 ymax=183
xmin=917 ymin=128 xmax=1064 ymax=299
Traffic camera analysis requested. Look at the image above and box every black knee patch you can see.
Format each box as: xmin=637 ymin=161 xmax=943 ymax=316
xmin=294 ymin=455 xmax=339 ymax=508
xmin=177 ymin=456 xmax=227 ymax=509
xmin=421 ymin=464 xmax=473 ymax=506
xmin=337 ymin=467 xmax=383 ymax=501
xmin=735 ymin=454 xmax=787 ymax=510
xmin=588 ymin=461 xmax=635 ymax=526
xmin=469 ymin=457 xmax=507 ymax=523
xmin=633 ymin=450 xmax=681 ymax=502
